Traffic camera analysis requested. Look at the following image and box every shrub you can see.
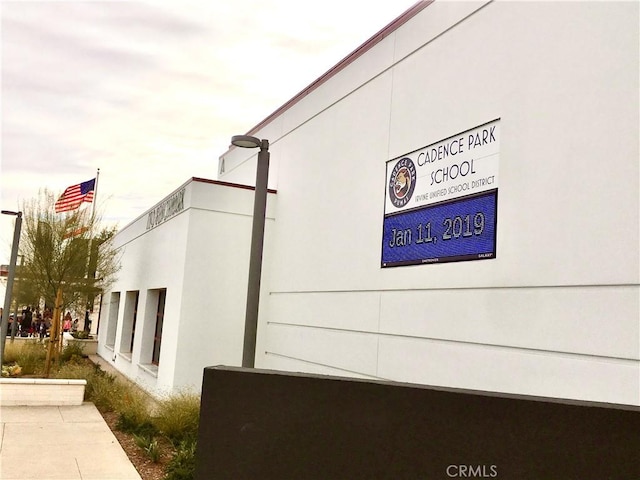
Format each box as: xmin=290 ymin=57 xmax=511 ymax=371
xmin=154 ymin=391 xmax=201 ymax=445
xmin=164 ymin=438 xmax=197 ymax=480
xmin=16 ymin=340 xmax=47 ymax=375
xmin=53 ymin=361 xmax=95 ymax=380
xmin=116 ymin=387 xmax=157 ymax=437
xmin=54 ymin=361 xmax=123 ymax=410
xmin=86 ymin=370 xmax=124 ymax=411
xmin=60 ymin=341 xmax=85 ymax=362
xmin=133 ymin=434 xmax=161 ymax=463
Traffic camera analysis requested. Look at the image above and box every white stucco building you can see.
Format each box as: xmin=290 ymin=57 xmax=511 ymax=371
xmin=96 ymin=178 xmax=276 ymax=395
xmin=99 ymin=1 xmax=639 ymax=404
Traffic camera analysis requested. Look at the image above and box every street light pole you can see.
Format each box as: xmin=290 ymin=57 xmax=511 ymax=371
xmin=1 ymin=210 xmax=22 ymax=370
xmin=231 ymin=135 xmax=270 ymax=368
xmin=10 ymin=254 xmax=24 ymax=341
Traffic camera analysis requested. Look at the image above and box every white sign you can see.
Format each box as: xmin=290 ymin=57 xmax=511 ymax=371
xmin=385 ymin=119 xmax=500 ymax=215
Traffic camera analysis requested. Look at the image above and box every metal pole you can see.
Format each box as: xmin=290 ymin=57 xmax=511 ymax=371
xmin=10 ymin=255 xmax=23 ymax=342
xmin=92 ymin=168 xmax=100 ymax=220
xmin=0 ymin=212 xmax=22 ymax=370
xmin=242 ymin=140 xmax=270 ymax=368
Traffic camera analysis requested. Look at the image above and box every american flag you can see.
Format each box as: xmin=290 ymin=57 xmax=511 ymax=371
xmin=55 ymin=178 xmax=96 ymax=213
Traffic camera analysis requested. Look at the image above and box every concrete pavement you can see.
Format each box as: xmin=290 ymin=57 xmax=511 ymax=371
xmin=0 ymin=403 xmax=141 ymax=480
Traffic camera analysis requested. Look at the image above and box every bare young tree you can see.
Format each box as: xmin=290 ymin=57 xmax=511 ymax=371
xmin=17 ymin=189 xmax=120 ymax=312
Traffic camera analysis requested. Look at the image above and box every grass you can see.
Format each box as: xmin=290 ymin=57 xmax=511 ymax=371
xmin=4 ymin=340 xmax=47 ymax=375
xmin=59 ymin=341 xmax=86 ymax=362
xmin=53 ymin=360 xmax=125 ymax=411
xmin=116 ymin=387 xmax=157 ymax=437
xmin=153 ymin=391 xmax=201 ymax=445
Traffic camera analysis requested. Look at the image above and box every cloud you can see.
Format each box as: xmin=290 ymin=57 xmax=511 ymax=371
xmin=1 ymin=0 xmax=418 ymax=238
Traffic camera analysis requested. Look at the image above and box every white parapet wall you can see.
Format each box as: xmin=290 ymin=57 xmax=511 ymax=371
xmin=0 ymin=378 xmax=86 ymax=406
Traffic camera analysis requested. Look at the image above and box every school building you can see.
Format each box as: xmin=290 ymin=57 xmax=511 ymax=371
xmin=97 ymin=1 xmax=639 ymax=404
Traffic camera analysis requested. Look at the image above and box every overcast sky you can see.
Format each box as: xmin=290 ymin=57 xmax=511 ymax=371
xmin=0 ymin=0 xmax=419 ymax=265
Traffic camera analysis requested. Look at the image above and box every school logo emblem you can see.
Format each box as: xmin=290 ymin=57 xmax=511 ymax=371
xmin=388 ymin=157 xmax=416 ymax=208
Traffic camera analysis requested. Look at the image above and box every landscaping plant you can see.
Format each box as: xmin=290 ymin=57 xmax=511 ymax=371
xmin=60 ymin=341 xmax=86 ymax=362
xmin=116 ymin=387 xmax=157 ymax=437
xmin=153 ymin=390 xmax=201 ymax=445
xmin=133 ymin=434 xmax=161 ymax=463
xmin=163 ymin=438 xmax=197 ymax=480
xmin=15 ymin=340 xmax=47 ymax=375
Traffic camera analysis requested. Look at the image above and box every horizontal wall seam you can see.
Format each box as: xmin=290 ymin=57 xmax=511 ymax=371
xmin=266 ymin=321 xmax=639 ymax=364
xmin=269 ymin=283 xmax=640 ymax=295
xmin=264 ymin=351 xmax=384 ymax=380
xmin=189 ymin=205 xmax=277 ymax=220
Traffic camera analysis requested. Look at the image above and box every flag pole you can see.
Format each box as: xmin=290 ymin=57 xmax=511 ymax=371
xmin=86 ymin=168 xmax=100 ymax=332
xmin=91 ymin=168 xmax=100 ymax=219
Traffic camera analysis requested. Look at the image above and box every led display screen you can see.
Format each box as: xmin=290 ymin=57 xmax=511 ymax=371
xmin=381 ymin=190 xmax=497 ymax=267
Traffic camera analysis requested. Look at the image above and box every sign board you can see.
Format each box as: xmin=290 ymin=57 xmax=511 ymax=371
xmin=382 ymin=120 xmax=500 ymax=267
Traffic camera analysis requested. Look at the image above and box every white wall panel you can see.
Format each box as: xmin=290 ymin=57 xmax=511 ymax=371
xmin=379 ymin=286 xmax=639 ymax=359
xmin=261 ymin=353 xmax=378 ymax=381
xmin=173 ymin=210 xmax=252 ymax=389
xmin=281 ymin=35 xmax=396 ymax=136
xmin=174 ymin=186 xmax=276 ymax=391
xmin=268 ymin=291 xmax=381 ymax=333
xmin=377 ymin=336 xmax=640 ymax=406
xmin=266 ymin=74 xmax=393 ymax=292
xmin=393 ymin=1 xmax=490 ymax=65
xmin=388 ymin=1 xmax=639 ymax=287
xmin=264 ymin=323 xmax=379 ymax=377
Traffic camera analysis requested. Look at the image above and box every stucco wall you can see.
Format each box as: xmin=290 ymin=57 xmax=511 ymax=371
xmin=98 ymin=179 xmax=276 ymax=396
xmin=97 ymin=182 xmax=191 ymax=395
xmin=219 ymin=1 xmax=639 ymax=404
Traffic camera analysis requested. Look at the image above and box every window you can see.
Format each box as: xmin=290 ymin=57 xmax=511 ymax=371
xmin=152 ymin=289 xmax=166 ymax=365
xmin=120 ymin=291 xmax=139 ymax=355
xmin=130 ymin=297 xmax=138 ymax=352
xmin=106 ymin=292 xmax=120 ymax=348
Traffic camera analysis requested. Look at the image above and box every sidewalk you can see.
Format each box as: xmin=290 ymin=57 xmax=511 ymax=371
xmin=0 ymin=403 xmax=142 ymax=480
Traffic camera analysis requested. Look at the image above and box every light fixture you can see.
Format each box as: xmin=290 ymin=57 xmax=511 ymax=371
xmin=232 ymin=135 xmax=262 ymax=149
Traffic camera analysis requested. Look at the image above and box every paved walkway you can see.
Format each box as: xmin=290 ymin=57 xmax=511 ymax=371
xmin=0 ymin=403 xmax=141 ymax=480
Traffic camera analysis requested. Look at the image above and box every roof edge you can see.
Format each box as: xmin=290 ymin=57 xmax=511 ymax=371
xmin=191 ymin=177 xmax=277 ymax=194
xmin=223 ymin=0 xmax=434 ymax=155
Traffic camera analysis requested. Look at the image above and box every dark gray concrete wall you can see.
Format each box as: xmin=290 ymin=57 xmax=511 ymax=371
xmin=195 ymin=366 xmax=640 ymax=479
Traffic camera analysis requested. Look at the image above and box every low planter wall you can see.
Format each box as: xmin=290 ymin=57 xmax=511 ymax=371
xmin=63 ymin=332 xmax=98 ymax=355
xmin=8 ymin=334 xmax=98 ymax=356
xmin=0 ymin=378 xmax=86 ymax=406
